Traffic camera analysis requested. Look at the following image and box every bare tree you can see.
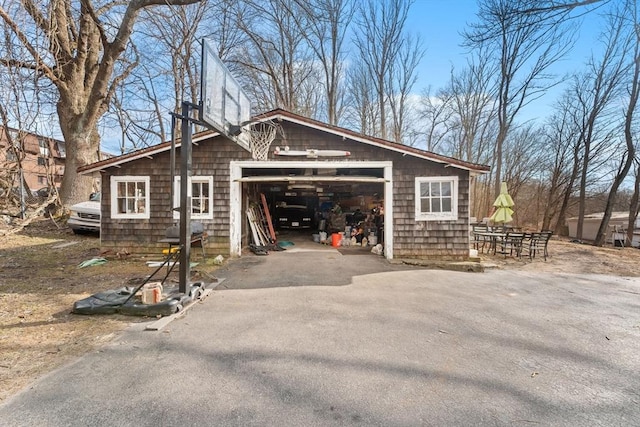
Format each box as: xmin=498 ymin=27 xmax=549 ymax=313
xmin=234 ymin=0 xmax=316 ymax=114
xmin=595 ymin=0 xmax=640 ymax=246
xmin=568 ymin=5 xmax=633 ymax=241
xmin=345 ymin=61 xmax=379 ymax=137
xmin=629 ymin=158 xmax=640 ymax=245
xmin=539 ymin=101 xmax=582 ymax=231
xmin=418 ymin=53 xmax=497 ymax=219
xmin=418 ymin=86 xmax=453 ymax=152
xmin=0 ymin=0 xmax=200 ymax=207
xmin=103 ymin=0 xmax=214 ymax=152
xmin=501 ymin=124 xmax=546 ymax=223
xmin=624 ymin=3 xmax=640 ymax=247
xmin=0 ymin=18 xmax=60 ymax=211
xmin=352 ymin=0 xmax=413 ymax=140
xmin=516 ymin=0 xmax=611 ymax=14
xmin=463 ymin=0 xmax=577 ymax=198
xmin=105 ymin=68 xmax=169 ymax=154
xmin=290 ymin=0 xmax=354 ymax=125
xmin=444 ymin=52 xmax=497 ymax=166
xmin=388 ymin=31 xmax=423 ymax=143
xmin=141 ymin=3 xmax=206 ymax=114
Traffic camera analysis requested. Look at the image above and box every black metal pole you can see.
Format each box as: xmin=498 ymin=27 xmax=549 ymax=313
xmin=170 ymin=114 xmax=176 ymax=214
xmin=179 ymin=101 xmax=192 ymax=294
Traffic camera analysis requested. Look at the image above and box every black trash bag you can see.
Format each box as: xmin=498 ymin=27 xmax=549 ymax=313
xmin=73 ymin=282 xmax=209 ymax=317
xmin=72 ymin=287 xmax=134 ymax=315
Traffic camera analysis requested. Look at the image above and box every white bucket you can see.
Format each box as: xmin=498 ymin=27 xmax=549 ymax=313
xmin=469 ymin=249 xmax=478 ymax=257
xmin=140 ymin=282 xmax=163 ymax=304
xmin=319 ymin=231 xmax=328 ymax=242
xmin=368 ymin=235 xmax=378 ymax=246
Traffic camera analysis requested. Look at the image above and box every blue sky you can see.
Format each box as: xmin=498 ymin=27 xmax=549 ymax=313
xmin=407 ymin=0 xmax=479 ymax=92
xmin=406 ymin=0 xmax=606 ymax=121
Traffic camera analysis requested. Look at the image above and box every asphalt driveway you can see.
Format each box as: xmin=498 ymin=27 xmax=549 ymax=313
xmin=1 ymin=249 xmax=639 ymax=426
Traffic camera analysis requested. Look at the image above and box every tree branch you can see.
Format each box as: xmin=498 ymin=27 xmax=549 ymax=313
xmin=0 ymin=6 xmax=59 ymax=85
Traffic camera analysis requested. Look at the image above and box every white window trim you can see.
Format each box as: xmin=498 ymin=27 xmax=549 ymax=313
xmin=173 ymin=176 xmax=214 ymax=220
xmin=415 ymin=176 xmax=458 ymax=221
xmin=110 ymin=176 xmax=151 ymax=219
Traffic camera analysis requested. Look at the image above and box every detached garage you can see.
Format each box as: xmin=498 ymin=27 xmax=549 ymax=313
xmin=79 ymin=109 xmax=489 ymax=261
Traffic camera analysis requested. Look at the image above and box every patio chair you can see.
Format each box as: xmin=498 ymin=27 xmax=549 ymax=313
xmin=524 ymin=231 xmax=552 ymax=261
xmin=471 ymin=225 xmax=490 ymax=253
xmin=498 ymin=231 xmax=526 ymax=258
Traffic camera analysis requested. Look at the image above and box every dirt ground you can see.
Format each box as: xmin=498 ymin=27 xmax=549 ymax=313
xmin=0 ymin=218 xmax=222 ymax=402
xmin=1 ymin=218 xmax=640 ymax=403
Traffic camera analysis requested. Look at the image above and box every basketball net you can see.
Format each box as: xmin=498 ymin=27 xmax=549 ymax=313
xmin=247 ymin=121 xmax=280 ymax=161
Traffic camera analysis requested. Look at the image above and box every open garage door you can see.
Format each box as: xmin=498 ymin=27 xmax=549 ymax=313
xmin=230 ymin=161 xmax=394 ymax=259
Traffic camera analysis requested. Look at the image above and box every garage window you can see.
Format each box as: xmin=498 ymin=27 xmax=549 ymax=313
xmin=415 ymin=176 xmax=458 ymax=221
xmin=173 ymin=176 xmax=214 ymax=220
xmin=110 ymin=176 xmax=150 ymax=219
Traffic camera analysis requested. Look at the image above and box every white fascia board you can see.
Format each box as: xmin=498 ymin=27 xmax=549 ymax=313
xmin=80 ymin=132 xmax=219 ymax=175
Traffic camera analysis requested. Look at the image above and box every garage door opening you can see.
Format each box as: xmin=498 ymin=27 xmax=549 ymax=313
xmin=231 ymin=161 xmax=393 ymax=259
xmin=260 ymin=180 xmax=383 ymax=245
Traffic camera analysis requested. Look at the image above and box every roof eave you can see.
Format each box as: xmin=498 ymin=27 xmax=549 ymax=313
xmin=77 ymin=131 xmax=221 ymax=175
xmin=259 ymin=109 xmax=490 ymax=174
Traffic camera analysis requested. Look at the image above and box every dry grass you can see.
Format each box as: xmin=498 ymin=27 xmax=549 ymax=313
xmin=0 ymin=218 xmax=219 ymax=402
xmin=481 ymin=237 xmax=640 ymax=277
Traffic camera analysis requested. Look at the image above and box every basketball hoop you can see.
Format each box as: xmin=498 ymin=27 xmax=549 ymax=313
xmin=246 ymin=121 xmax=281 ymax=161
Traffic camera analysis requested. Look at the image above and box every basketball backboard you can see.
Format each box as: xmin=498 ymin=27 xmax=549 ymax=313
xmin=200 ymin=38 xmax=252 ymax=137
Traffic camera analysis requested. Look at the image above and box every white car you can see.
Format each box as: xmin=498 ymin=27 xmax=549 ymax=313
xmin=68 ymin=192 xmax=101 ymax=234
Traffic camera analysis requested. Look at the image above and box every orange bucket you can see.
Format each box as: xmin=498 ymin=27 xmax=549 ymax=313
xmin=331 ymin=233 xmax=341 ymax=247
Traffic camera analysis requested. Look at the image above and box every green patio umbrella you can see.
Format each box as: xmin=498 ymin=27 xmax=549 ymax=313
xmin=490 ymin=182 xmax=514 ymax=224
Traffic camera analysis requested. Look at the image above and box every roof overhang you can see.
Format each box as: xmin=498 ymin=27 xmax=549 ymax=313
xmin=78 ymin=131 xmax=219 ymax=175
xmin=257 ymin=110 xmax=490 ymax=174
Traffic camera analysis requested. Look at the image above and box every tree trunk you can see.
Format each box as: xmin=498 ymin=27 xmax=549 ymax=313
xmin=594 ymin=154 xmax=632 ymax=246
xmin=554 ymin=143 xmax=581 ymax=233
xmin=57 ymin=104 xmax=100 ymax=206
xmin=576 ymin=136 xmax=592 ymax=240
xmin=627 ymin=164 xmax=640 ymax=246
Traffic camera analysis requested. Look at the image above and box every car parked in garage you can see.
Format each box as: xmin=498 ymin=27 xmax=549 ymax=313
xmin=274 ymin=203 xmax=315 ymax=229
xmin=68 ymin=192 xmax=101 ymax=234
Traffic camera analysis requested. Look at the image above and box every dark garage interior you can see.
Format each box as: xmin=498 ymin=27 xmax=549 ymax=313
xmin=242 ymin=166 xmax=385 ymax=249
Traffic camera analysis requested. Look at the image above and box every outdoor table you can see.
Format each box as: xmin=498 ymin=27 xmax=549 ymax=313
xmin=473 ymin=231 xmax=506 ymax=255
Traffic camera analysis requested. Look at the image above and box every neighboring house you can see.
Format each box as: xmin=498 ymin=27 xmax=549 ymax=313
xmin=566 ymin=212 xmax=640 ymax=247
xmin=78 ymin=109 xmax=490 ymax=261
xmin=0 ymin=127 xmax=66 ymax=191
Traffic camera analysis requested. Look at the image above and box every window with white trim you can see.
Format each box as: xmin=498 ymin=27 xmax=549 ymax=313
xmin=415 ymin=176 xmax=458 ymax=221
xmin=110 ymin=176 xmax=150 ymax=219
xmin=173 ymin=176 xmax=214 ymax=220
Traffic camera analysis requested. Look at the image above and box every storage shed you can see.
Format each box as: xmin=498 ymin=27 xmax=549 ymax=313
xmin=566 ymin=212 xmax=640 ymax=246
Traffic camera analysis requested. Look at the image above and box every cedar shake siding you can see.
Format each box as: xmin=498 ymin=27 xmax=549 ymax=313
xmin=83 ymin=109 xmax=488 ymax=261
xmin=99 ymin=137 xmax=252 ymax=255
